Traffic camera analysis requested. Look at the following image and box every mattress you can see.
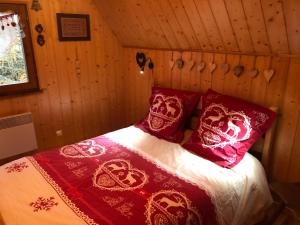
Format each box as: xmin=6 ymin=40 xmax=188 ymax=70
xmin=0 ymin=126 xmax=272 ymax=225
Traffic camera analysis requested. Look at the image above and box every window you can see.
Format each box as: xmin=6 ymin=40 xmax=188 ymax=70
xmin=0 ymin=3 xmax=39 ymax=96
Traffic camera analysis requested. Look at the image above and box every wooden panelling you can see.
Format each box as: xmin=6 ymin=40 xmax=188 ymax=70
xmin=122 ymin=47 xmax=300 ymax=182
xmin=0 ymin=0 xmax=125 ymax=150
xmin=96 ymin=0 xmax=300 ymax=55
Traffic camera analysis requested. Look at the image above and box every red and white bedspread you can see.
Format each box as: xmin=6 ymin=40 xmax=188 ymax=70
xmin=0 ymin=126 xmax=272 ymax=225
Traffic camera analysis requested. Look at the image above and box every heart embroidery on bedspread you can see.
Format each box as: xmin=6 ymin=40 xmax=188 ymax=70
xmin=60 ymin=140 xmax=106 ymax=158
xmin=198 ymin=103 xmax=252 ymax=149
xmin=93 ymin=159 xmax=148 ymax=191
xmin=145 ymin=190 xmax=202 ymax=225
xmin=147 ymin=94 xmax=183 ymax=132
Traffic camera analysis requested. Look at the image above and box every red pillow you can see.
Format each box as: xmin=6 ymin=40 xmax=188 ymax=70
xmin=136 ymin=87 xmax=200 ymax=143
xmin=183 ymin=89 xmax=276 ymax=168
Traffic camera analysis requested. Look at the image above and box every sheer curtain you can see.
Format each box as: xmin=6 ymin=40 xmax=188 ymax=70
xmin=0 ymin=13 xmax=21 ymax=58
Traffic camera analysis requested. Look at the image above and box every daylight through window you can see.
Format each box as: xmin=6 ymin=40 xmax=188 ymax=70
xmin=0 ymin=3 xmax=39 ymax=96
xmin=0 ymin=13 xmax=29 ymax=86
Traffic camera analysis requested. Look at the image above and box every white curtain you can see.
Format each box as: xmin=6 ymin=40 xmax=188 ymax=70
xmin=0 ymin=13 xmax=21 ymax=58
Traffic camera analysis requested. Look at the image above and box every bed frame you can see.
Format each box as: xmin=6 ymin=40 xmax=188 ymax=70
xmin=187 ymin=106 xmax=278 ymax=180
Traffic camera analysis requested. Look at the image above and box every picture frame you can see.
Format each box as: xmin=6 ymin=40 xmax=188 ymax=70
xmin=56 ymin=13 xmax=91 ymax=41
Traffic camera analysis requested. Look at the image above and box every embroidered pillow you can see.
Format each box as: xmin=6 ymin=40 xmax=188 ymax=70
xmin=136 ymin=87 xmax=200 ymax=143
xmin=183 ymin=89 xmax=276 ymax=168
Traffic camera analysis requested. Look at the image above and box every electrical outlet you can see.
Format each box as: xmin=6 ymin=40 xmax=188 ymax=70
xmin=56 ymin=130 xmax=63 ymax=137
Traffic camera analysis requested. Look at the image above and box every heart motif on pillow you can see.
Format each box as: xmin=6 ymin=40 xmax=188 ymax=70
xmin=264 ymin=69 xmax=275 ymax=83
xmin=147 ymin=94 xmax=183 ymax=131
xmin=198 ymin=104 xmax=252 ymax=148
xmin=93 ymin=159 xmax=148 ymax=191
xmin=197 ymin=62 xmax=206 ymax=72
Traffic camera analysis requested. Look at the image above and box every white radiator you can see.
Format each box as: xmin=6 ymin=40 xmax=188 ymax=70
xmin=0 ymin=112 xmax=38 ymax=160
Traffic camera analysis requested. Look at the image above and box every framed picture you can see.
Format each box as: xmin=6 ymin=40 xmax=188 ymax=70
xmin=56 ymin=13 xmax=91 ymax=41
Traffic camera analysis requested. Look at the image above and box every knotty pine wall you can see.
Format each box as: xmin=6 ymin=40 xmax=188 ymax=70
xmin=0 ymin=0 xmax=125 ymax=150
xmin=123 ymin=48 xmax=300 ymax=182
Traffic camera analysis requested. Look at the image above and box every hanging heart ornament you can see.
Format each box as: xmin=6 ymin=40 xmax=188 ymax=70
xmin=176 ymin=58 xmax=185 ymax=69
xmin=264 ymin=69 xmax=275 ymax=83
xmin=220 ymin=63 xmax=230 ymax=74
xmin=188 ymin=60 xmax=195 ymax=71
xmin=169 ymin=60 xmax=175 ymax=70
xmin=197 ymin=62 xmax=206 ymax=72
xmin=234 ymin=65 xmax=244 ymax=77
xmin=250 ymin=68 xmax=259 ymax=78
xmin=209 ymin=63 xmax=217 ymax=74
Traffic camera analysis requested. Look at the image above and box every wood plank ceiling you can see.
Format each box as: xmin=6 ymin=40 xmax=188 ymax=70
xmin=95 ymin=0 xmax=300 ymax=55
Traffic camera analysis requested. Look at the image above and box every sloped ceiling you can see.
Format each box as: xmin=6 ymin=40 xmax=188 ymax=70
xmin=95 ymin=0 xmax=300 ymax=55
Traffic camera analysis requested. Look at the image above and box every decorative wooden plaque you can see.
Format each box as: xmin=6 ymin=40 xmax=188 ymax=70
xmin=56 ymin=13 xmax=91 ymax=41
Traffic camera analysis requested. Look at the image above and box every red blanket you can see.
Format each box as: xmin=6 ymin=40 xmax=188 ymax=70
xmin=30 ymin=136 xmax=219 ymax=225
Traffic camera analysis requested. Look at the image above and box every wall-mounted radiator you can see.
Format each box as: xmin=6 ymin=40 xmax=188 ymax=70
xmin=0 ymin=112 xmax=38 ymax=160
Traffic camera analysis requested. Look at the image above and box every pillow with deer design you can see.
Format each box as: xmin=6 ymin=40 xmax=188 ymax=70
xmin=136 ymin=87 xmax=200 ymax=143
xmin=183 ymin=89 xmax=276 ymax=168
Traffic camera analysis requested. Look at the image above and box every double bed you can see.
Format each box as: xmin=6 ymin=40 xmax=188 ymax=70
xmin=0 ymin=126 xmax=273 ymax=225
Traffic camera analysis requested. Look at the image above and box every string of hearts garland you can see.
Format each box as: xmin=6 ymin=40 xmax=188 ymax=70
xmin=0 ymin=14 xmax=17 ymax=31
xmin=167 ymin=52 xmax=275 ymax=83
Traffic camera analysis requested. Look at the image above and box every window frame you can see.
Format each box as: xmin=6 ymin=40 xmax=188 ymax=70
xmin=0 ymin=3 xmax=39 ymax=96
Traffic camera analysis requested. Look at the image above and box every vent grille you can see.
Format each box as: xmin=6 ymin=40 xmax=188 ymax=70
xmin=0 ymin=113 xmax=33 ymax=130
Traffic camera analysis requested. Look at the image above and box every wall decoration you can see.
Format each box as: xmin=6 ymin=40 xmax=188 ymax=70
xmin=234 ymin=65 xmax=244 ymax=77
xmin=234 ymin=56 xmax=244 ymax=77
xmin=197 ymin=62 xmax=206 ymax=73
xmin=31 ymin=0 xmax=42 ymax=12
xmin=208 ymin=54 xmax=217 ymax=74
xmin=196 ymin=52 xmax=206 ymax=73
xmin=263 ymin=57 xmax=275 ymax=83
xmin=176 ymin=53 xmax=184 ymax=69
xmin=56 ymin=13 xmax=91 ymax=41
xmin=264 ymin=69 xmax=275 ymax=83
xmin=176 ymin=58 xmax=184 ymax=69
xmin=188 ymin=52 xmax=195 ymax=71
xmin=249 ymin=56 xmax=259 ymax=78
xmin=169 ymin=52 xmax=175 ymax=70
xmin=35 ymin=24 xmax=45 ymax=46
xmin=37 ymin=34 xmax=45 ymax=46
xmin=136 ymin=52 xmax=154 ymax=74
xmin=75 ymin=47 xmax=81 ymax=77
xmin=220 ymin=55 xmax=230 ymax=74
xmin=0 ymin=13 xmax=17 ymax=31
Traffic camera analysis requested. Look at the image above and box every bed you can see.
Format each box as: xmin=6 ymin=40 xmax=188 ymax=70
xmin=0 ymin=123 xmax=275 ymax=225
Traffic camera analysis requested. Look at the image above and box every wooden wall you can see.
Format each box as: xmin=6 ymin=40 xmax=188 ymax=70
xmin=97 ymin=0 xmax=300 ymax=55
xmin=123 ymin=48 xmax=300 ymax=182
xmin=0 ymin=0 xmax=125 ymax=150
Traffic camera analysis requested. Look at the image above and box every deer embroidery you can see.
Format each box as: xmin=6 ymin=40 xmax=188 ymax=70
xmin=205 ymin=109 xmax=224 ymax=125
xmin=225 ymin=116 xmax=241 ymax=138
xmin=107 ymin=162 xmax=127 ymax=172
xmin=165 ymin=101 xmax=177 ymax=117
xmin=156 ymin=196 xmax=186 ymax=211
xmin=152 ymin=99 xmax=163 ymax=112
xmin=120 ymin=171 xmax=138 ymax=186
